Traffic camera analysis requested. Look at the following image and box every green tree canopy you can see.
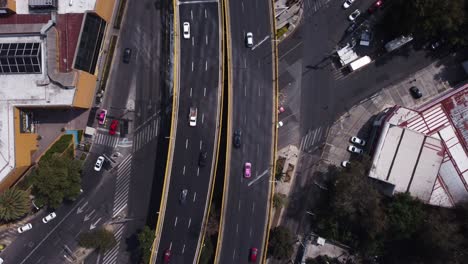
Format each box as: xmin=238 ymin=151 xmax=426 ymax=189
xmin=137 ymin=226 xmax=155 ymax=264
xmin=386 ymin=193 xmax=426 ymax=241
xmin=0 ymin=188 xmax=30 ymax=221
xmin=31 ymin=154 xmax=82 ymax=209
xmin=268 ymin=226 xmax=294 ymax=260
xmin=78 ymin=228 xmax=116 ymax=252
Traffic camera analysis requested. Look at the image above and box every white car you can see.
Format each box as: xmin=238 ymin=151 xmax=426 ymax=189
xmin=277 ymin=121 xmax=284 ymax=128
xmin=348 ymin=9 xmax=361 ymax=21
xmin=341 ymin=161 xmax=351 ymax=168
xmin=246 ymin=32 xmax=253 ymax=48
xmin=350 ymin=136 xmax=366 ymax=146
xmin=94 ymin=156 xmax=105 ymax=171
xmin=183 ymin=22 xmax=190 ymax=39
xmin=189 ymin=107 xmax=197 ymax=127
xmin=343 ymin=0 xmax=355 ymax=9
xmin=17 ymin=223 xmax=32 ymax=233
xmin=42 ymin=212 xmax=57 ymax=223
xmin=348 ymin=145 xmax=364 ymax=154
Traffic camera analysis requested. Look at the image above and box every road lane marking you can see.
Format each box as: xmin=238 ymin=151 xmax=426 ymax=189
xmin=199 ymin=140 xmax=203 ymax=150
xmin=192 ymin=61 xmax=194 ymax=71
xmin=248 ymin=169 xmax=269 ymax=187
xmin=206 ymin=35 xmax=208 ymax=45
xmin=238 ymin=200 xmax=241 ymax=211
xmin=185 ymin=138 xmax=188 ymax=149
xmin=197 ymin=167 xmax=200 ymax=176
xmin=241 ymin=1 xmax=244 ymax=12
xmin=190 ymin=87 xmax=192 ymax=97
xmin=205 ymin=60 xmax=208 ymax=71
xmin=202 ymin=113 xmax=205 ymax=124
xmin=232 ymin=249 xmax=236 ymax=260
xmin=191 ymin=10 xmax=193 ymax=20
xmin=244 ymin=58 xmax=246 ymax=68
xmin=84 ymin=209 xmax=95 ymax=222
xmin=252 ymin=202 xmax=255 ymax=213
xmin=182 ymin=244 xmax=186 ymax=254
xmin=192 ymin=37 xmax=194 ymax=46
xmin=244 ymin=85 xmax=246 ymax=96
xmin=257 ymin=143 xmax=260 ymax=156
xmin=183 ymin=165 xmax=186 ymax=175
xmin=76 ymin=201 xmax=88 ymax=214
xmin=236 ymin=224 xmax=239 ymax=233
xmin=204 ymin=87 xmax=206 ymax=96
xmin=249 ymin=227 xmax=253 ymax=237
xmin=252 ymin=35 xmax=270 ymax=50
xmin=174 ymin=216 xmax=178 ymax=227
xmin=193 ymin=192 xmax=197 ymax=202
xmin=188 ymin=218 xmax=192 ymax=228
xmin=204 ymin=8 xmax=207 ymax=18
xmin=169 ymin=242 xmax=172 ymax=250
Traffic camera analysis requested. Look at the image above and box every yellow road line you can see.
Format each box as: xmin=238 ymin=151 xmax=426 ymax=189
xmin=212 ymin=0 xmax=232 ymax=262
xmin=261 ymin=0 xmax=279 ymax=262
xmin=149 ymin=0 xmax=179 ymax=262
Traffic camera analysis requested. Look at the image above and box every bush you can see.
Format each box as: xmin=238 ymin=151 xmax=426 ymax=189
xmin=137 ymin=226 xmax=155 ymax=264
xmin=0 ymin=188 xmax=30 ymax=221
xmin=41 ymin=134 xmax=73 ymax=162
xmin=268 ymin=226 xmax=294 ymax=260
xmin=78 ymin=228 xmax=116 ymax=252
xmin=273 ymin=193 xmax=288 ymax=209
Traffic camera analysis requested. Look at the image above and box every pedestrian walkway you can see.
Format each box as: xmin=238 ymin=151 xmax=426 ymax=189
xmin=101 ymin=224 xmax=126 ymax=264
xmin=133 ymin=116 xmax=160 ymax=152
xmin=112 ymin=154 xmax=132 ymax=218
xmin=299 ymin=126 xmax=328 ymax=152
xmin=94 ymin=133 xmax=119 ymax=148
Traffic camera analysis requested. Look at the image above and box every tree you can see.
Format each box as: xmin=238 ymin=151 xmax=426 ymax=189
xmin=78 ymin=228 xmax=116 ymax=252
xmin=268 ymin=226 xmax=294 ymax=260
xmin=199 ymin=235 xmax=215 ymax=264
xmin=0 ymin=188 xmax=30 ymax=221
xmin=137 ymin=226 xmax=155 ymax=264
xmin=383 ymin=0 xmax=467 ymax=46
xmin=386 ymin=193 xmax=426 ymax=240
xmin=31 ymin=154 xmax=82 ymax=208
xmin=273 ymin=193 xmax=288 ymax=209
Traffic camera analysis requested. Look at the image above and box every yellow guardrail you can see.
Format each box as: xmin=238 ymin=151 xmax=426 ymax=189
xmin=149 ymin=0 xmax=179 ymax=262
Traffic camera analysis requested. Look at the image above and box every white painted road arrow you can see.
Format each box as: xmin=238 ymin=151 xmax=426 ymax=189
xmin=90 ymin=217 xmax=102 ymax=230
xmin=84 ymin=209 xmax=95 ymax=222
xmin=76 ymin=201 xmax=88 ymax=214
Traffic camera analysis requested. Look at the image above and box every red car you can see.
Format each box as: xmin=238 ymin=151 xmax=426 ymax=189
xmin=244 ymin=162 xmax=252 ymax=178
xmin=109 ymin=120 xmax=119 ymax=135
xmin=163 ymin=249 xmax=171 ymax=263
xmin=368 ymin=0 xmax=383 ymax=13
xmin=249 ymin=247 xmax=258 ymax=262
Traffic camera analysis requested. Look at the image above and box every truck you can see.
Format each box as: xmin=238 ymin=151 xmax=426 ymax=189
xmin=349 ymin=56 xmax=371 ymax=72
xmin=189 ymin=107 xmax=197 ymax=127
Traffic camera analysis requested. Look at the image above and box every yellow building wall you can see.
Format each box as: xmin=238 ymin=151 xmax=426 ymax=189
xmin=0 ymin=108 xmax=38 ymax=191
xmin=94 ymin=0 xmax=116 ymax=22
xmin=6 ymin=0 xmax=16 ymax=12
xmin=73 ymin=71 xmax=97 ymax=109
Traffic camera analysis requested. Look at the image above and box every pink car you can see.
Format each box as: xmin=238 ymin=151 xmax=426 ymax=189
xmin=98 ymin=109 xmax=107 ymax=125
xmin=244 ymin=162 xmax=252 ymax=178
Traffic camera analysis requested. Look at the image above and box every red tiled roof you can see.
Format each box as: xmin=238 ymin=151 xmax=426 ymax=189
xmin=56 ymin=14 xmax=84 ymax=72
xmin=0 ymin=14 xmax=51 ymax=24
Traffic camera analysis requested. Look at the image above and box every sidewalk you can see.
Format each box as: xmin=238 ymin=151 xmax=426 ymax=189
xmin=275 ymin=0 xmax=303 ymax=42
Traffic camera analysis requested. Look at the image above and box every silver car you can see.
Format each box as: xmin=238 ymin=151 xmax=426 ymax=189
xmin=42 ymin=212 xmax=57 ymax=223
xmin=17 ymin=223 xmax=32 ymax=233
xmin=348 ymin=9 xmax=361 ymax=21
xmin=350 ymin=136 xmax=366 ymax=146
xmin=348 ymin=145 xmax=364 ymax=154
xmin=94 ymin=156 xmax=105 ymax=171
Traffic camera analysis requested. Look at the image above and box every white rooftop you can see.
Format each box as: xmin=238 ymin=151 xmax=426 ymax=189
xmin=0 ymin=35 xmax=75 ymax=181
xmin=16 ymin=0 xmax=96 ymax=14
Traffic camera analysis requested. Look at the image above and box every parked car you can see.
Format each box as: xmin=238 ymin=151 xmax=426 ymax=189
xmin=348 ymin=9 xmax=361 ymax=21
xmin=278 ymin=106 xmax=285 ymax=114
xmin=123 ymin=48 xmax=132 ymax=64
xmin=233 ymin=129 xmax=242 ymax=148
xmin=409 ymin=86 xmax=423 ymax=99
xmin=94 ymin=156 xmax=105 ymax=171
xmin=346 ymin=23 xmax=357 ymax=33
xmin=343 ymin=0 xmax=355 ymax=9
xmin=97 ymin=109 xmax=107 ymax=125
xmin=42 ymin=212 xmax=57 ymax=223
xmin=246 ymin=32 xmax=254 ymax=48
xmin=277 ymin=121 xmax=284 ymax=128
xmin=180 ymin=189 xmax=188 ymax=204
xmin=249 ymin=247 xmax=258 ymax=262
xmin=350 ymin=136 xmax=366 ymax=146
xmin=163 ymin=249 xmax=171 ymax=263
xmin=183 ymin=22 xmax=190 ymax=39
xmin=348 ymin=145 xmax=364 ymax=154
xmin=17 ymin=223 xmax=32 ymax=233
xmin=244 ymin=162 xmax=252 ymax=178
xmin=109 ymin=120 xmax=119 ymax=135
xmin=341 ymin=161 xmax=351 ymax=168
xmin=199 ymin=151 xmax=208 ymax=167
xmin=368 ymin=0 xmax=383 ymax=13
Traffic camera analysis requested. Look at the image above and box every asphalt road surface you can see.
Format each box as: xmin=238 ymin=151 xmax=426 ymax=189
xmin=0 ymin=1 xmax=165 ymax=263
xmin=218 ymin=0 xmax=274 ymax=262
xmin=154 ymin=2 xmax=221 ymax=263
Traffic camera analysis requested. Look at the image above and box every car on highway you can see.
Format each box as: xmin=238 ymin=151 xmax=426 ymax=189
xmin=183 ymin=22 xmax=190 ymax=39
xmin=199 ymin=151 xmax=208 ymax=167
xmin=109 ymin=119 xmax=119 ymax=135
xmin=189 ymin=107 xmax=197 ymax=127
xmin=97 ymin=109 xmax=107 ymax=125
xmin=17 ymin=223 xmax=32 ymax=233
xmin=233 ymin=129 xmax=242 ymax=148
xmin=342 ymin=161 xmax=351 ymax=168
xmin=348 ymin=145 xmax=364 ymax=154
xmin=42 ymin=212 xmax=57 ymax=223
xmin=368 ymin=0 xmax=383 ymax=13
xmin=343 ymin=0 xmax=355 ymax=9
xmin=277 ymin=121 xmax=284 ymax=128
xmin=123 ymin=48 xmax=132 ymax=64
xmin=348 ymin=9 xmax=361 ymax=21
xmin=350 ymin=136 xmax=366 ymax=146
xmin=180 ymin=189 xmax=188 ymax=204
xmin=278 ymin=106 xmax=285 ymax=114
xmin=246 ymin=32 xmax=254 ymax=48
xmin=244 ymin=162 xmax=252 ymax=178
xmin=249 ymin=247 xmax=258 ymax=262
xmin=409 ymin=86 xmax=423 ymax=99
xmin=163 ymin=249 xmax=171 ymax=263
xmin=94 ymin=156 xmax=105 ymax=171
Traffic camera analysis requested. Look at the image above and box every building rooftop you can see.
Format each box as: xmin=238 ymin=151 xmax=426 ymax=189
xmin=373 ymin=83 xmax=468 ymax=206
xmin=16 ymin=0 xmax=96 ymax=14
